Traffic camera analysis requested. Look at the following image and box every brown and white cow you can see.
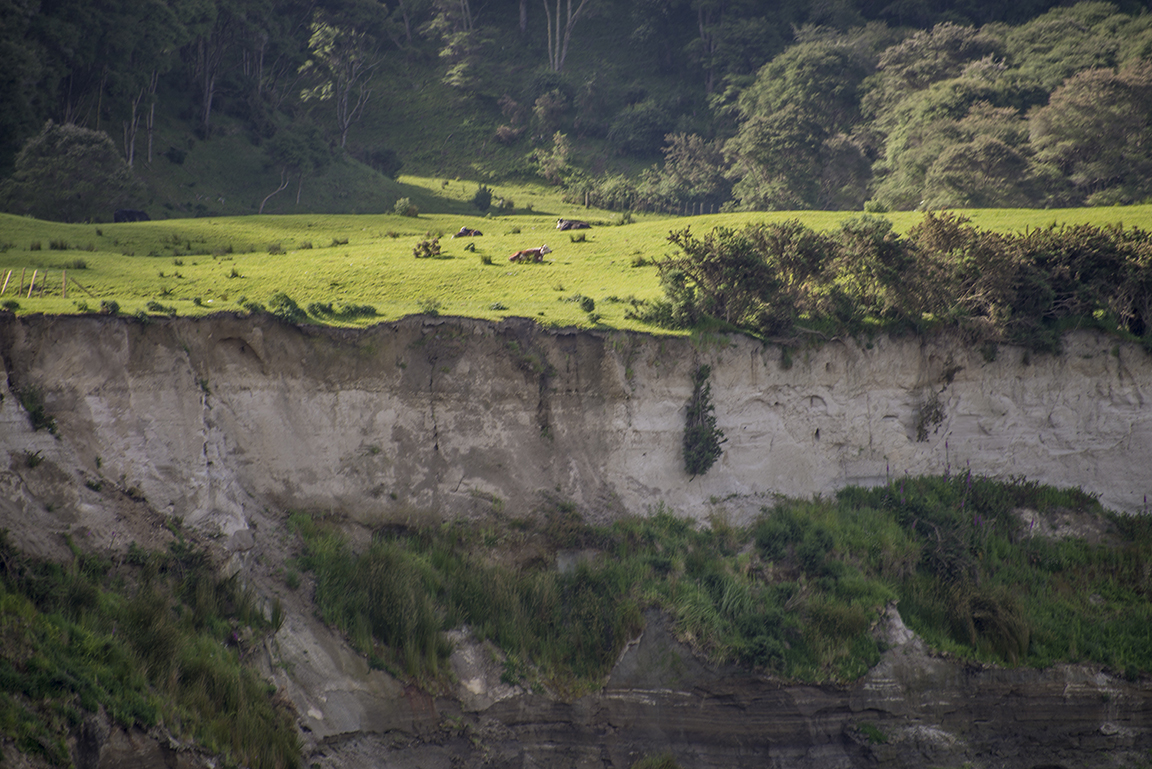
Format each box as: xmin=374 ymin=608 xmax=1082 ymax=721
xmin=509 ymin=244 xmax=552 ymax=262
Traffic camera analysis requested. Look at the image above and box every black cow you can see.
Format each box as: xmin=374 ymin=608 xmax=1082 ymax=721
xmin=452 ymin=226 xmax=483 ymax=237
xmin=556 ymin=218 xmax=590 ymax=230
xmin=114 ymin=209 xmax=150 ymax=223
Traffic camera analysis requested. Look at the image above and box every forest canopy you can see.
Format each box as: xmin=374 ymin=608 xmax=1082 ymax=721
xmin=2 ymin=0 xmax=1151 ymax=219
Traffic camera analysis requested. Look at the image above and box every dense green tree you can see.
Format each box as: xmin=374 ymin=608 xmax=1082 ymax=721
xmin=870 ymin=72 xmax=1034 ymax=209
xmin=607 ymin=99 xmax=675 ymax=156
xmin=726 ymin=107 xmax=825 ymax=210
xmin=817 ymin=133 xmax=873 ymax=210
xmin=1004 ymin=1 xmax=1133 ymax=91
xmin=861 ymin=21 xmax=1004 ymax=127
xmin=0 ymin=121 xmax=140 ymax=222
xmin=725 ymin=39 xmax=873 ymax=210
xmin=687 ymin=0 xmax=786 ymax=93
xmin=738 ymin=41 xmax=870 ymax=136
xmin=1029 ymin=62 xmax=1152 ymax=206
xmin=0 ymin=0 xmax=45 ymax=175
xmin=923 ymin=135 xmax=1031 ymax=209
xmin=640 ymin=132 xmax=732 ymax=211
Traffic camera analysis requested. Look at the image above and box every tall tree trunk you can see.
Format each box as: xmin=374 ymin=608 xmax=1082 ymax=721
xmin=542 ymin=0 xmax=590 ymax=72
xmin=196 ymin=36 xmax=218 ymax=136
xmin=194 ymin=14 xmax=232 ymax=137
xmin=259 ymin=167 xmax=291 ymax=214
xmin=399 ymin=0 xmax=414 ymax=43
xmin=95 ymin=67 xmax=108 ymax=132
xmin=146 ymin=71 xmax=158 ymax=164
xmin=337 ymin=77 xmax=371 ymax=148
xmin=123 ymin=88 xmax=143 ymax=167
xmin=698 ymin=4 xmax=720 ymax=95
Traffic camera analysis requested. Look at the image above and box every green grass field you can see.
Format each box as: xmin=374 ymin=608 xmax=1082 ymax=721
xmin=3 ymin=185 xmax=1151 ymax=329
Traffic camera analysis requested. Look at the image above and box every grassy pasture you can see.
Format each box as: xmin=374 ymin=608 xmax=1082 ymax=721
xmin=3 ymin=188 xmax=1152 ymax=329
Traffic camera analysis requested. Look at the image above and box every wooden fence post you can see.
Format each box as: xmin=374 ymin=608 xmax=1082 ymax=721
xmin=69 ymin=276 xmax=98 ymax=298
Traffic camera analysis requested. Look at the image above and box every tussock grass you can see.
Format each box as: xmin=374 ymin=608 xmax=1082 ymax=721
xmin=1 ymin=194 xmax=1150 ymax=329
xmin=288 ymin=475 xmax=1152 ymax=695
xmin=0 ymin=532 xmax=299 ymax=768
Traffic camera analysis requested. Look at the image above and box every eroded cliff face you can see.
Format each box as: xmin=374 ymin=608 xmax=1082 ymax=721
xmin=1 ymin=313 xmax=1149 ymax=546
xmin=284 ymin=608 xmax=1152 ymax=769
xmin=2 ymin=313 xmax=1151 ymax=769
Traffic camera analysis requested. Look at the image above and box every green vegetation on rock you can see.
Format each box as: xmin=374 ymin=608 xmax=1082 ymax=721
xmin=287 ymin=475 xmax=1152 ymax=694
xmin=0 ymin=531 xmax=299 ymax=769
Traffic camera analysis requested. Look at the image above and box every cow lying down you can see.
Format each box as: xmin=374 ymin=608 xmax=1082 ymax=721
xmin=452 ymin=226 xmax=483 ymax=237
xmin=556 ymin=218 xmax=590 ymax=230
xmin=509 ymin=245 xmax=552 ymax=262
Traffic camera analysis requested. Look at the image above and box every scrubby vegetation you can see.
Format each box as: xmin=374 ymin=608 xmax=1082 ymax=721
xmin=0 ymin=530 xmax=299 ymax=768
xmin=288 ymin=475 xmax=1152 ymax=695
xmin=683 ymin=365 xmax=725 ymax=478
xmin=635 ymin=212 xmax=1152 ymax=353
xmin=3 ymin=475 xmax=1149 ymax=762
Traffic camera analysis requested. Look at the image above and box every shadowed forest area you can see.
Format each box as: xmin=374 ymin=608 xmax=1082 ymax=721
xmin=2 ymin=0 xmax=1152 ymax=221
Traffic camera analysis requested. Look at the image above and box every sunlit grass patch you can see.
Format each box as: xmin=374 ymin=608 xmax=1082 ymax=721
xmin=3 ymin=198 xmax=1151 ymax=330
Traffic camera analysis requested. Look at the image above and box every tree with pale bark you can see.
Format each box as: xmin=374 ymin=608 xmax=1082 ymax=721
xmin=299 ymin=14 xmax=382 ymax=148
xmin=543 ymin=0 xmax=594 ymax=72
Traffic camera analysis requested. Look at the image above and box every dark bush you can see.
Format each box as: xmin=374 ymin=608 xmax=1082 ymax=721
xmin=683 ymin=365 xmax=725 ymax=477
xmin=607 ymin=100 xmax=674 ymax=156
xmin=267 ymin=292 xmax=305 ymax=323
xmin=359 ymin=147 xmax=402 ymax=178
xmin=19 ymin=386 xmax=56 ymax=434
xmin=413 ymin=237 xmax=441 ymax=259
xmin=635 ymin=213 xmax=1152 ymax=353
xmin=472 ymin=184 xmax=493 ymax=212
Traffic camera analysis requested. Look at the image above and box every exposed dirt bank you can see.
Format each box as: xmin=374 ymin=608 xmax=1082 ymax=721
xmin=2 ymin=313 xmax=1149 ymax=548
xmin=2 ymin=313 xmax=1150 ymax=769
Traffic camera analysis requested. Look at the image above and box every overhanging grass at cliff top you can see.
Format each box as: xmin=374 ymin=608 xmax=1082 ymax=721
xmin=1 ymin=196 xmax=1151 ymax=329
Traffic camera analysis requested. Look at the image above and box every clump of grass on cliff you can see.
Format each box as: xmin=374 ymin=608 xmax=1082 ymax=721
xmin=0 ymin=530 xmax=299 ymax=769
xmin=845 ymin=474 xmax=1152 ymax=674
xmin=290 ymin=476 xmax=1152 ymax=693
